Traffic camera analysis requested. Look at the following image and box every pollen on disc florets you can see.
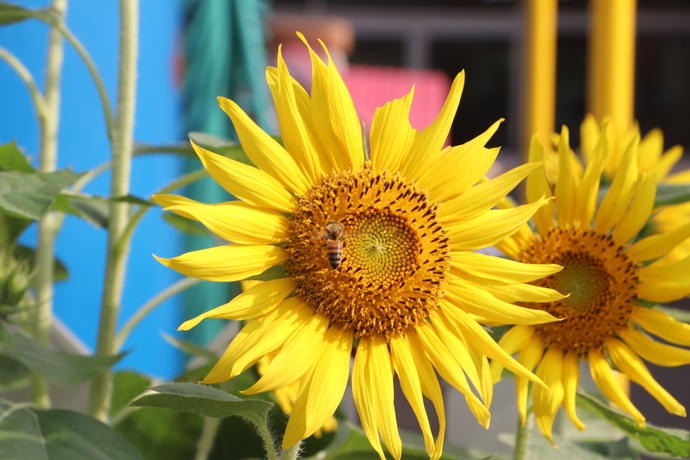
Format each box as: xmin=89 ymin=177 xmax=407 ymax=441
xmin=284 ymin=164 xmax=450 ymax=340
xmin=519 ymin=227 xmax=639 ymax=356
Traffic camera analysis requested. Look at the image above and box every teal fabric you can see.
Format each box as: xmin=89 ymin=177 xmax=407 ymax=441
xmin=182 ymin=0 xmax=271 ymax=346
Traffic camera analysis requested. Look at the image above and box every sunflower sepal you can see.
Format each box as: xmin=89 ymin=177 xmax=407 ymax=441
xmin=576 ymin=391 xmax=690 ymax=457
xmin=654 ymin=182 xmax=690 ymax=207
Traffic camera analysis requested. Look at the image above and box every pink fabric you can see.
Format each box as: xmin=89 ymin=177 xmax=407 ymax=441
xmin=343 ymin=65 xmax=451 ymax=132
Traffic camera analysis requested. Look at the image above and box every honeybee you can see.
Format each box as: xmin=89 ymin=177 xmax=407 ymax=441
xmin=323 ymin=221 xmax=346 ymax=269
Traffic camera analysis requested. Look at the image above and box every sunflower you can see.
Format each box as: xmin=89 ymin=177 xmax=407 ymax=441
xmin=154 ymin=34 xmax=564 ymax=460
xmin=494 ymin=126 xmax=690 ymax=445
xmin=579 ymin=115 xmax=690 ymax=264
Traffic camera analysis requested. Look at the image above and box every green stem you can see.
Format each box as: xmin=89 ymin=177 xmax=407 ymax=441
xmin=88 ymin=0 xmax=138 ymax=422
xmin=38 ymin=9 xmax=115 ymax=141
xmin=118 ymin=168 xmax=208 ymax=248
xmin=513 ymin=405 xmax=534 ymax=460
xmin=194 ymin=416 xmax=222 ymax=460
xmin=32 ymin=0 xmax=68 ymax=410
xmin=114 ymin=277 xmax=201 ymax=351
xmin=278 ymin=440 xmax=300 ymax=460
xmin=0 ymin=47 xmax=48 ymax=121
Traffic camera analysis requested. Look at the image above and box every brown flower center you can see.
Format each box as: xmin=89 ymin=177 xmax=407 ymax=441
xmin=519 ymin=227 xmax=638 ymax=356
xmin=284 ymin=164 xmax=450 ymax=340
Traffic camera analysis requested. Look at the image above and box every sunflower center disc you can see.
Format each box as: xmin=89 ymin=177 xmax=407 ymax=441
xmin=519 ymin=227 xmax=639 ymax=356
xmin=285 ymin=164 xmax=450 ymax=340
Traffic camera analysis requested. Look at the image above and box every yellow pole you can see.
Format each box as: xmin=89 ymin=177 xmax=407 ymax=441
xmin=520 ymin=0 xmax=558 ymax=161
xmin=587 ymin=0 xmax=637 ymax=131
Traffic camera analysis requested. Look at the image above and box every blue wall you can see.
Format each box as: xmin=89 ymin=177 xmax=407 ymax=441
xmin=0 ymin=0 xmax=184 ymax=379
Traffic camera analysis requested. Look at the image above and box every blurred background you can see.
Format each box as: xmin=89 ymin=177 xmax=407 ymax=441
xmin=1 ymin=0 xmax=689 ymax=454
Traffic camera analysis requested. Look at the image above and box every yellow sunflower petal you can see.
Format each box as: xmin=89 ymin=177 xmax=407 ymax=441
xmin=191 ymin=141 xmax=296 ymax=213
xmin=562 ymin=352 xmax=586 ymax=430
xmin=440 ymin=162 xmax=541 ymax=223
xmin=283 ymin=326 xmax=353 ymax=447
xmin=492 ymin=325 xmax=535 ymax=383
xmin=368 ymin=336 xmax=403 ymax=460
xmin=580 ymin=114 xmax=600 ymax=164
xmin=154 ymin=244 xmax=287 ymax=282
xmin=217 ymin=97 xmax=311 ymax=194
xmin=201 ymin=297 xmax=311 ymax=383
xmin=593 ymin=135 xmax=639 ymax=234
xmin=268 ymin=49 xmax=323 ymax=181
xmin=266 ymin=66 xmax=333 ymax=175
xmin=445 ymin=280 xmax=558 ymax=326
xmin=555 ymin=126 xmax=576 ymax=226
xmin=202 ymin=297 xmax=313 ymax=383
xmin=162 ymin=200 xmax=289 ymax=245
xmin=441 ymin=301 xmax=548 ymax=389
xmin=406 ymin=333 xmax=446 ymax=460
xmin=515 ymin=335 xmax=545 ymax=425
xmin=390 ymin=335 xmax=435 ymax=458
xmin=415 ymin=322 xmax=490 ymax=427
xmin=370 ymin=88 xmax=416 ymax=173
xmin=525 ymin=133 xmax=554 ymax=236
xmin=419 ymin=119 xmax=503 ymax=195
xmin=589 ymin=349 xmax=645 ymax=426
xmin=533 ymin=348 xmax=565 ymax=446
xmin=633 ymin=307 xmax=690 ymax=347
xmin=607 ymin=338 xmax=686 ymax=417
xmin=448 ymin=251 xmax=561 ymax=285
xmin=298 ymin=33 xmax=363 ymax=170
xmin=447 ymin=197 xmax=549 ymax=251
xmin=620 ymin=328 xmax=690 ymax=366
xmin=656 ymin=145 xmax=683 ymax=180
xmin=574 ymin=125 xmax=608 ymax=226
xmin=399 ymin=72 xmax=465 ymax=182
xmin=484 ymin=282 xmax=566 ymax=304
xmin=352 ymin=338 xmax=385 ymax=460
xmin=430 ymin=147 xmax=502 ymax=204
xmin=637 ymin=128 xmax=663 ymax=171
xmin=612 ymin=171 xmax=657 ymax=246
xmin=178 ymin=277 xmax=296 ymax=330
xmin=432 ymin=312 xmax=485 ymax=401
xmin=627 ymin=220 xmax=690 ymax=262
xmin=242 ymin=313 xmax=329 ymax=394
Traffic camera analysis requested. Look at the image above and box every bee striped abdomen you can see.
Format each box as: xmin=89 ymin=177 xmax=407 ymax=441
xmin=326 ymin=240 xmax=344 ymax=269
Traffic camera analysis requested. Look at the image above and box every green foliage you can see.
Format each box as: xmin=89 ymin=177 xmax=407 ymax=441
xmin=0 ymin=2 xmax=35 ymax=26
xmin=654 ymin=183 xmax=690 ymax=207
xmin=131 ymin=382 xmax=274 ymax=424
xmin=0 ymin=400 xmax=142 ymax=459
xmin=0 ymin=354 xmax=30 ymax=390
xmin=577 ymin=391 xmax=690 ymax=457
xmin=0 ymin=332 xmax=123 ymax=386
xmin=0 ymin=169 xmax=82 ymax=220
xmin=162 ymin=213 xmax=208 ymax=236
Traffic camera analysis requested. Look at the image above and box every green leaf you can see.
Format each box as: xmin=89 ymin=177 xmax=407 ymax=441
xmin=53 ymin=193 xmax=110 ymax=229
xmin=0 ymin=2 xmax=36 ymax=26
xmin=188 ymin=131 xmax=254 ymax=166
xmin=0 ymin=400 xmax=143 ymax=459
xmin=0 ymin=211 xmax=31 ymax=248
xmin=161 ymin=333 xmax=218 ymax=361
xmin=245 ymin=264 xmax=288 ymax=282
xmin=0 ymin=332 xmax=123 ymax=386
xmin=130 ymin=383 xmax=273 ymax=429
xmin=111 ymin=371 xmax=153 ymax=417
xmin=499 ymin=430 xmax=637 ymax=460
xmin=655 ymin=183 xmax=690 ymax=207
xmin=0 ymin=354 xmax=30 ymax=390
xmin=0 ymin=140 xmax=34 ymax=172
xmin=577 ymin=391 xmax=690 ymax=457
xmin=318 ymin=422 xmax=490 ymax=460
xmin=0 ymin=169 xmax=82 ymax=220
xmin=14 ymin=245 xmax=68 ymax=282
xmin=162 ymin=213 xmax=208 ymax=237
